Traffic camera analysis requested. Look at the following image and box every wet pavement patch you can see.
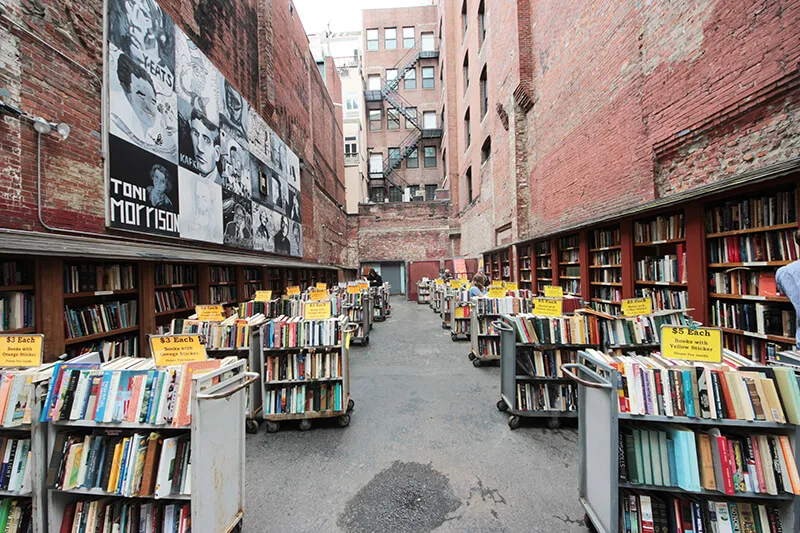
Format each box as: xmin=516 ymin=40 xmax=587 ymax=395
xmin=338 ymin=461 xmax=461 ymax=533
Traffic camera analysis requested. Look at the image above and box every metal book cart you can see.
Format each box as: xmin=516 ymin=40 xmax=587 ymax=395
xmin=494 ymin=317 xmax=600 ymax=429
xmin=432 ymin=284 xmax=444 ymax=314
xmin=468 ymin=304 xmax=502 ymax=367
xmin=45 ymin=359 xmax=257 ymax=533
xmin=204 ymin=329 xmax=263 ymax=434
xmin=372 ymin=286 xmax=389 ymax=322
xmin=345 ymin=293 xmax=371 ymax=346
xmin=450 ymin=301 xmax=471 ymax=341
xmin=562 ymin=350 xmax=800 ymax=533
xmin=440 ymin=292 xmax=453 ymax=329
xmin=417 ymin=281 xmax=432 ymax=304
xmin=259 ymin=321 xmax=356 ymax=432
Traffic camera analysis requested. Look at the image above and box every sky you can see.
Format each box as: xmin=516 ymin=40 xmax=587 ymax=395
xmin=293 ymin=0 xmax=435 ymax=34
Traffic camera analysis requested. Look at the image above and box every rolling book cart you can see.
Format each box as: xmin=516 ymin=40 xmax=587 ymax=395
xmin=564 ymin=350 xmax=800 ymax=533
xmin=417 ymin=281 xmax=432 ymax=304
xmin=469 ymin=304 xmax=501 ymax=367
xmin=432 ymin=283 xmax=444 ymax=314
xmin=345 ymin=294 xmax=371 ymax=346
xmin=44 ymin=358 xmax=258 ymax=533
xmin=259 ymin=319 xmax=356 ymax=432
xmin=495 ymin=316 xmax=600 ymax=429
xmin=451 ymin=301 xmax=471 ymax=341
xmin=441 ymin=292 xmax=453 ymax=329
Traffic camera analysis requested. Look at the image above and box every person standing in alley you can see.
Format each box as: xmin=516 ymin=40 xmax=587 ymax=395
xmin=776 ymin=230 xmax=800 ymax=348
xmin=368 ymin=268 xmax=383 ymax=287
xmin=469 ymin=273 xmax=486 ymax=299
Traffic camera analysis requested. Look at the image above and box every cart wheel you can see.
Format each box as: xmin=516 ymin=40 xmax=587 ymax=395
xmin=508 ymin=415 xmax=521 ymax=430
xmin=347 ymin=398 xmax=355 ymax=412
xmin=364 ymin=337 xmax=369 ymax=345
xmin=265 ymin=421 xmax=280 ymax=434
xmin=338 ymin=414 xmax=351 ymax=427
xmin=299 ymin=419 xmax=312 ymax=431
xmin=468 ymin=352 xmax=476 ymax=361
xmin=451 ymin=333 xmax=457 ymax=341
xmin=472 ymin=358 xmax=482 ymax=368
xmin=246 ymin=419 xmax=260 ymax=434
xmin=496 ymin=399 xmax=508 ymax=412
xmin=547 ymin=418 xmax=561 ymax=429
xmin=585 ymin=514 xmax=597 ymax=532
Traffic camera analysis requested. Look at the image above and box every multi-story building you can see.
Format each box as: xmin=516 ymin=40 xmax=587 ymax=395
xmin=310 ymin=30 xmax=368 ymax=214
xmin=362 ymin=6 xmax=443 ymax=204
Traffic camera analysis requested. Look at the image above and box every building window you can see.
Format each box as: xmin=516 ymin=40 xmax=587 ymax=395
xmin=345 ymin=136 xmax=358 ymax=155
xmin=478 ymin=0 xmax=486 ymax=46
xmin=389 ymin=186 xmax=403 ymax=202
xmin=404 ymin=68 xmax=417 ymax=90
xmin=422 ymin=66 xmax=435 ymax=89
xmin=423 ymin=111 xmax=437 ymax=129
xmin=388 ymin=147 xmax=401 ymax=169
xmin=367 ymin=29 xmax=379 ymax=51
xmin=386 ymin=68 xmax=398 ymax=82
xmin=424 ymin=146 xmax=437 ymax=167
xmin=463 ymin=53 xmax=469 ymax=93
xmin=385 ymin=27 xmax=397 ymax=50
xmin=369 ymin=109 xmax=382 ymax=131
xmin=370 ymin=187 xmax=385 ymax=202
xmin=481 ymin=136 xmax=491 ymax=163
xmin=421 ymin=32 xmax=435 ymax=51
xmin=408 ymin=185 xmax=420 ymax=200
xmin=345 ymin=94 xmax=359 ymax=111
xmin=464 ymin=108 xmax=471 ymax=147
xmin=425 ymin=184 xmax=437 ymax=201
xmin=442 ymin=148 xmax=447 ymax=176
xmin=465 ymin=167 xmax=473 ymax=203
xmin=407 ymin=148 xmax=419 ymax=168
xmin=462 ymin=0 xmax=468 ymax=37
xmin=369 ymin=152 xmax=383 ymax=175
xmin=403 ymin=26 xmax=415 ymax=48
xmin=480 ymin=66 xmax=488 ymax=118
xmin=368 ymin=74 xmax=381 ymax=90
xmin=406 ymin=107 xmax=417 ymax=129
xmin=387 ymin=109 xmax=400 ymax=130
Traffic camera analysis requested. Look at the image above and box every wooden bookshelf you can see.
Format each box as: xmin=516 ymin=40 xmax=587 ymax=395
xmin=558 ymin=234 xmax=581 ymax=296
xmin=0 ymin=258 xmax=36 ymax=334
xmin=517 ymin=244 xmax=532 ymax=291
xmin=534 ymin=240 xmax=553 ymax=294
xmin=589 ymin=226 xmax=622 ymax=315
xmin=242 ymin=266 xmax=263 ymax=300
xmin=633 ymin=211 xmax=690 ymax=313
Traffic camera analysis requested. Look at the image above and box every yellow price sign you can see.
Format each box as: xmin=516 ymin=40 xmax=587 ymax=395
xmin=304 ymin=301 xmax=332 ymax=320
xmin=195 ymin=305 xmax=224 ymax=322
xmin=533 ymin=298 xmax=563 ymax=317
xmin=286 ymin=286 xmax=301 ymax=296
xmin=487 ymin=287 xmax=506 ymax=298
xmin=543 ymin=285 xmax=563 ymax=298
xmin=449 ymin=279 xmax=464 ymax=289
xmin=435 ymin=279 xmax=445 ymax=285
xmin=0 ymin=334 xmax=43 ymax=368
xmin=622 ymin=297 xmax=652 ymax=317
xmin=347 ymin=285 xmax=360 ymax=294
xmin=491 ymin=280 xmax=504 ymax=287
xmin=358 ymin=282 xmax=369 ymax=291
xmin=309 ymin=289 xmax=327 ymax=301
xmin=316 ymin=282 xmax=328 ymax=290
xmin=254 ymin=290 xmax=273 ymax=302
xmin=661 ymin=326 xmax=722 ymax=363
xmin=504 ymin=282 xmax=519 ymax=292
xmin=149 ymin=335 xmax=207 ymax=367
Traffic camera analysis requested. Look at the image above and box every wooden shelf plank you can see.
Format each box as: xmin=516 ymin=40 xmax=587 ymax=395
xmin=719 ymin=326 xmax=795 ymax=345
xmin=708 ymin=260 xmax=792 ymax=268
xmin=0 ymin=285 xmax=34 ymax=292
xmin=155 ymin=306 xmax=194 ymax=317
xmin=589 ymin=245 xmax=621 ymax=252
xmin=64 ymin=326 xmax=139 ymax=345
xmin=590 ymin=265 xmax=622 ymax=269
xmin=633 ymin=238 xmax=686 ymax=247
xmin=635 ymin=280 xmax=686 ymax=287
xmin=709 ymin=293 xmax=790 ymax=303
xmin=154 ymin=284 xmax=197 ymax=289
xmin=705 ymin=222 xmax=797 ymax=239
xmin=590 ymin=282 xmax=622 ymax=287
xmin=64 ymin=289 xmax=137 ymax=299
xmin=0 ymin=326 xmax=36 ymax=334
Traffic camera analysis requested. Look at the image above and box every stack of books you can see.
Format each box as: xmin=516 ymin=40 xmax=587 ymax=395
xmin=204 ymin=315 xmax=267 ymax=350
xmin=0 ymin=437 xmax=31 ymax=494
xmin=475 ymin=297 xmax=533 ymax=315
xmin=64 ymin=301 xmax=138 ymax=339
xmin=509 ymin=314 xmax=601 ymax=345
xmin=705 ymin=190 xmax=796 ymax=233
xmin=264 ymin=349 xmax=342 ymax=381
xmin=264 ymin=382 xmax=344 ymax=415
xmin=599 ymin=311 xmax=689 ymax=346
xmin=0 ymin=500 xmax=31 ymax=532
xmin=64 ymin=264 xmax=135 ymax=293
xmin=0 ymin=292 xmax=34 ymax=332
xmin=261 ymin=317 xmax=343 ymax=348
xmin=59 ymin=500 xmax=189 ymax=533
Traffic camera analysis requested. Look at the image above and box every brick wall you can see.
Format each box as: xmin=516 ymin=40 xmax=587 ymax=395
xmin=0 ymin=0 xmax=352 ymax=267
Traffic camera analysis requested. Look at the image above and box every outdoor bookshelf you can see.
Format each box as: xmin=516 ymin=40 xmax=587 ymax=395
xmin=535 ymin=240 xmax=553 ymax=294
xmin=417 ymin=280 xmax=432 ymax=304
xmin=518 ymin=244 xmax=532 ymax=292
xmin=0 ymin=259 xmax=36 ymax=337
xmin=589 ymin=226 xmax=622 ymax=316
xmin=345 ymin=292 xmax=371 ymax=345
xmin=242 ymin=267 xmax=263 ymax=301
xmin=208 ymin=265 xmax=237 ymax=305
xmin=559 ymin=234 xmax=582 ymax=296
xmin=154 ymin=264 xmax=198 ymax=326
xmin=633 ymin=211 xmax=689 ymax=313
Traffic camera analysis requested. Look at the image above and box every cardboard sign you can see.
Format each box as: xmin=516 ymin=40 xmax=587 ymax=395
xmin=316 ymin=282 xmax=328 ymax=290
xmin=621 ymin=297 xmax=652 ymax=317
xmin=491 ymin=280 xmax=504 ymax=287
xmin=661 ymin=326 xmax=722 ymax=363
xmin=504 ymin=282 xmax=519 ymax=292
xmin=543 ymin=285 xmax=564 ymax=298
xmin=487 ymin=287 xmax=507 ymax=298
xmin=358 ymin=282 xmax=369 ymax=291
xmin=304 ymin=301 xmax=332 ymax=320
xmin=453 ymin=258 xmax=467 ymax=278
xmin=347 ymin=285 xmax=361 ymax=294
xmin=0 ymin=334 xmax=43 ymax=368
xmin=435 ymin=279 xmax=445 ymax=285
xmin=254 ymin=290 xmax=273 ymax=302
xmin=149 ymin=335 xmax=207 ymax=367
xmin=309 ymin=289 xmax=327 ymax=301
xmin=449 ymin=279 xmax=464 ymax=289
xmin=533 ymin=298 xmax=563 ymax=317
xmin=195 ymin=305 xmax=224 ymax=322
xmin=286 ymin=286 xmax=301 ymax=296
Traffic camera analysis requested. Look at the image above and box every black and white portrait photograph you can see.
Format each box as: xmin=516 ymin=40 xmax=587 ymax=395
xmin=269 ymin=130 xmax=287 ymax=174
xmin=250 ymin=157 xmax=271 ymax=206
xmin=178 ymin=168 xmax=223 ymax=244
xmin=175 ymin=28 xmax=219 ymax=125
xmin=219 ymin=78 xmax=248 ymax=143
xmin=109 ymin=135 xmax=179 ymax=237
xmin=286 ymin=185 xmax=301 ymax=223
xmin=248 ymin=108 xmax=271 ymax=164
xmin=270 ymin=169 xmax=287 ymax=213
xmin=272 ymin=211 xmax=292 ymax=256
xmin=108 ymin=0 xmax=175 ymax=87
xmin=251 ymin=203 xmax=275 ymax=253
xmin=222 ymin=190 xmax=253 ymax=248
xmin=220 ymin=133 xmax=252 ymax=197
xmin=290 ymin=220 xmax=303 ymax=257
xmin=178 ymin=101 xmax=222 ymax=184
xmin=286 ymin=148 xmax=300 ymax=190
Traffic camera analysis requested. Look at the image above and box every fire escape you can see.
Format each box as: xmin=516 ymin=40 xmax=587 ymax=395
xmin=364 ymin=46 xmax=442 ymax=197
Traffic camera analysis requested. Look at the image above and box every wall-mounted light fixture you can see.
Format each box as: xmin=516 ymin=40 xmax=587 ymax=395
xmin=32 ymin=116 xmax=71 ymax=140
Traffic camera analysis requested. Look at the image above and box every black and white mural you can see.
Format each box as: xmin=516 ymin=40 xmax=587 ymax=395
xmin=107 ymin=0 xmax=302 ymax=256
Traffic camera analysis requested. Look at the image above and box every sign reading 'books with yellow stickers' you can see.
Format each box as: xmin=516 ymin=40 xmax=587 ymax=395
xmin=543 ymin=285 xmax=563 ymax=298
xmin=0 ymin=334 xmax=43 ymax=367
xmin=533 ymin=298 xmax=563 ymax=317
xmin=304 ymin=302 xmax=332 ymax=320
xmin=347 ymin=284 xmax=361 ymax=294
xmin=491 ymin=280 xmax=504 ymax=287
xmin=449 ymin=279 xmax=464 ymax=289
xmin=316 ymin=282 xmax=327 ymax=290
xmin=254 ymin=290 xmax=273 ymax=302
xmin=309 ymin=289 xmax=327 ymax=301
xmin=195 ymin=305 xmax=224 ymax=322
xmin=504 ymin=282 xmax=518 ymax=292
xmin=621 ymin=297 xmax=652 ymax=317
xmin=149 ymin=335 xmax=207 ymax=367
xmin=660 ymin=325 xmax=722 ymax=363
xmin=486 ymin=287 xmax=507 ymax=298
xmin=286 ymin=286 xmax=301 ymax=296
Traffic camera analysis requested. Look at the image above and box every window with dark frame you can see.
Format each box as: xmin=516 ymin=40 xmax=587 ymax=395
xmin=481 ymin=136 xmax=491 ymax=163
xmin=408 ymin=185 xmax=420 ymax=200
xmin=424 ymin=146 xmax=437 ymax=167
xmin=425 ymin=184 xmax=437 ymax=201
xmin=385 ymin=27 xmax=397 ymax=49
xmin=478 ymin=0 xmax=486 ymax=46
xmin=387 ymin=109 xmax=400 ymax=130
xmin=403 ymin=26 xmax=415 ymax=48
xmin=366 ymin=29 xmax=379 ymax=51
xmin=462 ymin=0 xmax=468 ymax=37
xmin=386 ymin=68 xmax=398 ymax=82
xmin=369 ymin=109 xmax=382 ymax=131
xmin=388 ymin=147 xmax=401 ymax=168
xmin=422 ymin=66 xmax=435 ymax=89
xmin=465 ymin=167 xmax=473 ymax=204
xmin=404 ymin=68 xmax=417 ymax=90
xmin=464 ymin=108 xmax=471 ymax=147
xmin=407 ymin=148 xmax=419 ymax=168
xmin=389 ymin=186 xmax=402 ymax=202
xmin=370 ymin=187 xmax=385 ymax=202
xmin=442 ymin=148 xmax=447 ymax=177
xmin=480 ymin=66 xmax=488 ymax=118
xmin=463 ymin=53 xmax=470 ymax=93
xmin=406 ymin=107 xmax=417 ymax=129
xmin=345 ymin=136 xmax=358 ymax=155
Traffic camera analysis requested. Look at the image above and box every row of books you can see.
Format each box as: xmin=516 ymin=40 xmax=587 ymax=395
xmin=452 ymin=319 xmax=469 ymax=335
xmin=261 ymin=317 xmax=343 ymax=348
xmin=476 ymin=318 xmax=499 ymax=335
xmin=560 ymin=278 xmax=580 ymax=294
xmin=244 ymin=267 xmax=261 ymax=281
xmin=453 ymin=305 xmax=471 ymax=320
xmin=619 ymin=426 xmax=800 ymax=496
xmin=560 ymin=234 xmax=580 ymax=248
xmin=0 ymin=438 xmax=31 ymax=493
xmin=585 ymin=350 xmax=800 ymax=423
xmin=264 ymin=350 xmax=342 ymax=382
xmin=709 ymin=300 xmax=795 ymax=338
xmin=636 ymin=288 xmax=689 ymax=312
xmin=264 ymin=382 xmax=344 ymax=414
xmin=517 ymin=348 xmax=577 ymax=378
xmin=65 ymin=264 xmax=136 ymax=294
xmin=620 ymin=493 xmax=783 ymax=533
xmin=208 ymin=266 xmax=234 ymax=283
xmin=208 ymin=285 xmax=236 ymax=304
xmin=591 ymin=270 xmax=622 ymax=283
xmin=0 ymin=370 xmax=39 ymax=427
xmin=707 ymin=230 xmax=799 ymax=264
xmin=281 ymin=297 xmax=345 ymax=319
xmin=594 ymin=286 xmax=622 ymax=302
xmin=635 ymin=249 xmax=687 ymax=283
xmin=40 ymin=356 xmax=238 ymax=427
xmin=514 ymin=382 xmax=576 ymax=412
xmin=710 ymin=270 xmax=777 ymax=297
xmin=598 ymin=312 xmax=688 ymax=347
xmin=0 ymin=292 xmax=34 ymax=331
xmin=591 ymin=302 xmax=620 ymax=316
xmin=242 ymin=283 xmax=262 ymax=301
xmin=154 ymin=288 xmax=196 ymax=314
xmin=705 ymin=190 xmax=795 ymax=234
xmin=64 ymin=301 xmax=138 ymax=340
xmin=591 ymin=228 xmax=620 ymax=248
xmin=236 ymin=300 xmax=278 ymax=319
xmin=591 ymin=249 xmax=621 ymax=265
xmin=562 ymin=265 xmax=580 ymax=277
xmin=509 ymin=314 xmax=601 ymax=345
xmin=560 ymin=249 xmax=580 ymax=263
xmin=474 ymin=297 xmax=533 ymax=316
xmin=477 ymin=338 xmax=500 ymax=358
xmin=154 ymin=264 xmax=196 ymax=286
xmin=634 ymin=213 xmax=685 ymax=243
xmin=73 ymin=336 xmax=139 ymax=361
xmin=201 ymin=315 xmax=266 ymax=350
xmin=0 ymin=500 xmax=31 ymax=533
xmin=724 ymin=336 xmax=780 ymax=364
xmin=0 ymin=261 xmax=30 ymax=286
xmin=59 ymin=500 xmax=189 ymax=533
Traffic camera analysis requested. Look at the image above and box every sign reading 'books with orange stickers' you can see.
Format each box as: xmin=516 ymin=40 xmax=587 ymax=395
xmin=0 ymin=334 xmax=43 ymax=367
xmin=149 ymin=334 xmax=208 ymax=367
